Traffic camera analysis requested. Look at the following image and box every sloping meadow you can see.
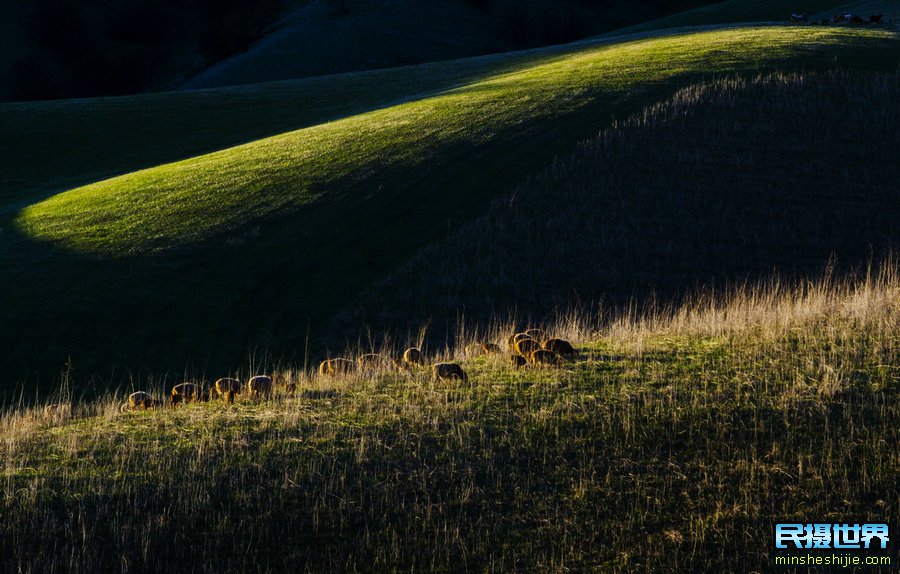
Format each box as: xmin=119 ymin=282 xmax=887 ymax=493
xmin=334 ymin=71 xmax=900 ymax=343
xmin=1 ymin=260 xmax=898 ymax=572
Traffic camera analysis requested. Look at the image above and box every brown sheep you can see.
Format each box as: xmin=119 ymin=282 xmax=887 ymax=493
xmin=511 ymin=354 xmax=527 ymax=368
xmin=511 ymin=332 xmax=532 ymax=344
xmin=524 ymin=328 xmax=544 ymax=340
xmin=542 ymin=338 xmax=577 ymax=357
xmin=248 ymin=375 xmax=274 ymax=398
xmin=514 ymin=337 xmax=541 ymax=357
xmin=402 ymin=348 xmax=424 ymax=367
xmin=530 ymin=349 xmax=562 ymax=366
xmin=319 ymin=358 xmax=356 ymax=376
xmin=214 ymin=377 xmax=242 ymax=400
xmin=126 ymin=391 xmax=162 ymax=410
xmin=170 ymin=383 xmax=203 ymax=407
xmin=481 ymin=342 xmax=502 ymax=354
xmin=129 ymin=391 xmax=153 ymax=408
xmin=432 ymin=362 xmax=468 ymax=382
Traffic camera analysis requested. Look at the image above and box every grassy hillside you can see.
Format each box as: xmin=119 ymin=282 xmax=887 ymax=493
xmin=333 ymin=71 xmax=900 ymax=346
xmin=1 ymin=25 xmax=899 ymax=391
xmin=2 ymin=263 xmax=897 ymax=572
xmin=22 ymin=27 xmax=898 ymax=253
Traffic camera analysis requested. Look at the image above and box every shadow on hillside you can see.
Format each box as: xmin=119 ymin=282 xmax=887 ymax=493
xmin=3 ymin=68 xmax=900 ymax=400
xmin=330 ymin=71 xmax=900 ymax=352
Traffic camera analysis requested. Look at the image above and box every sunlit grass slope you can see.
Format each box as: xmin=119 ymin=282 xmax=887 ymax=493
xmin=0 ymin=49 xmax=556 ymax=207
xmin=2 ymin=265 xmax=897 ymax=572
xmin=1 ymin=24 xmax=899 ymax=389
xmin=14 ymin=26 xmax=899 ymax=255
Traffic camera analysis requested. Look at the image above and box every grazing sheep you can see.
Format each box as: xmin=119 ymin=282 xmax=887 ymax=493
xmin=530 ymin=349 xmax=562 ymax=366
xmin=129 ymin=391 xmax=153 ymax=408
xmin=121 ymin=392 xmax=161 ymax=411
xmin=508 ymin=332 xmax=532 ymax=351
xmin=542 ymin=338 xmax=577 ymax=357
xmin=432 ymin=362 xmax=468 ymax=382
xmin=524 ymin=328 xmax=544 ymax=340
xmin=43 ymin=403 xmax=72 ymax=420
xmin=481 ymin=342 xmax=502 ymax=354
xmin=319 ymin=358 xmax=356 ymax=376
xmin=514 ymin=337 xmax=541 ymax=357
xmin=214 ymin=377 xmax=242 ymax=400
xmin=402 ymin=348 xmax=425 ymax=367
xmin=248 ymin=375 xmax=274 ymax=398
xmin=511 ymin=354 xmax=527 ymax=368
xmin=170 ymin=383 xmax=203 ymax=407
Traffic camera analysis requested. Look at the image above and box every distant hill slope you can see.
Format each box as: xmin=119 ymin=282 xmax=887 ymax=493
xmin=1 ymin=0 xmax=289 ymax=102
xmin=3 ymin=0 xmax=714 ymax=101
xmin=1 ymin=25 xmax=898 ymax=392
xmin=180 ymin=0 xmax=713 ymax=90
xmin=615 ymin=0 xmax=854 ymax=33
xmin=332 ymin=71 xmax=900 ymax=344
xmin=811 ymin=0 xmax=900 ymax=21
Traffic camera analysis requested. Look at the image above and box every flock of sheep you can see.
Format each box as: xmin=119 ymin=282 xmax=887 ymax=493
xmin=119 ymin=328 xmax=577 ymax=412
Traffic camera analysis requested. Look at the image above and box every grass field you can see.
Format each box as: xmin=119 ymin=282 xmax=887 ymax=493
xmin=2 ymin=261 xmax=897 ymax=572
xmin=2 ymin=24 xmax=899 ymax=390
xmin=19 ymin=26 xmax=898 ymax=253
xmin=2 ymin=2 xmax=899 ymax=571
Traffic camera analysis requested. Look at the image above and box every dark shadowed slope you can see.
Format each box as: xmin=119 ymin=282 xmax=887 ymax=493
xmin=181 ymin=0 xmax=713 ymax=90
xmin=332 ymin=71 xmax=900 ymax=346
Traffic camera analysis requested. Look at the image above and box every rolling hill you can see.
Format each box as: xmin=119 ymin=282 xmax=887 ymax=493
xmin=2 ymin=0 xmax=718 ymax=102
xmin=333 ymin=71 xmax=900 ymax=344
xmin=2 ymin=2 xmax=898 ymax=571
xmin=1 ymin=2 xmax=899 ymax=393
xmin=180 ymin=0 xmax=714 ymax=90
xmin=612 ymin=0 xmax=889 ymax=34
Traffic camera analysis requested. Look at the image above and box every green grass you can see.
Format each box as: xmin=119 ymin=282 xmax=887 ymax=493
xmin=3 ymin=265 xmax=897 ymax=572
xmin=14 ymin=26 xmax=899 ymax=254
xmin=1 ymin=24 xmax=899 ymax=389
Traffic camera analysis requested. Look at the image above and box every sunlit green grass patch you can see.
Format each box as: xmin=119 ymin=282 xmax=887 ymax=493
xmin=15 ymin=26 xmax=898 ymax=254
